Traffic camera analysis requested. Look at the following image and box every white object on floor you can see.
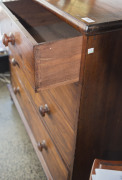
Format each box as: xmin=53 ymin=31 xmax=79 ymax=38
xmin=93 ymin=169 xmax=122 ymax=180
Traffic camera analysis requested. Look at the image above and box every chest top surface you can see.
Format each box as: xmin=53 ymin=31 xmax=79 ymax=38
xmin=35 ymin=0 xmax=122 ymax=34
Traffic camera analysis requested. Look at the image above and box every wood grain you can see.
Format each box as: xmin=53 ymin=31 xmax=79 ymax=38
xmin=34 ymin=36 xmax=82 ymax=90
xmin=72 ymin=29 xmax=122 ymax=180
xmin=0 ymin=2 xmax=37 ymax=89
xmin=4 ymin=1 xmax=122 ymax=180
xmin=1 ymin=1 xmax=83 ymax=90
xmin=10 ymin=71 xmax=69 ymax=180
xmin=48 ymin=83 xmax=81 ymax=132
xmin=10 ymin=59 xmax=76 ymax=169
xmin=7 ymin=84 xmax=53 ymax=180
xmin=4 ymin=0 xmax=60 ymax=27
xmin=4 ymin=0 xmax=81 ymax=43
xmin=90 ymin=159 xmax=122 ymax=180
xmin=35 ymin=0 xmax=122 ymax=35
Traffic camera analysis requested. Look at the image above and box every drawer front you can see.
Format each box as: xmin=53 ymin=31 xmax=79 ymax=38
xmin=48 ymin=84 xmax=81 ymax=131
xmin=0 ymin=1 xmax=83 ymax=91
xmin=9 ymin=52 xmax=81 ymax=132
xmin=0 ymin=2 xmax=37 ymax=89
xmin=10 ymin=58 xmax=75 ymax=168
xmin=11 ymin=71 xmax=69 ymax=180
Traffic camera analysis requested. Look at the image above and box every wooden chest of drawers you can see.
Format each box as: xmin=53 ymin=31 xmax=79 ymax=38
xmin=1 ymin=0 xmax=122 ymax=179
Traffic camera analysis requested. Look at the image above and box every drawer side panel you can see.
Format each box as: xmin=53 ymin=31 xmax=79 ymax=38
xmin=34 ymin=36 xmax=82 ymax=90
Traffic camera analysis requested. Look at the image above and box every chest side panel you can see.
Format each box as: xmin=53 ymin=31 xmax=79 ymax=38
xmin=73 ymin=30 xmax=122 ymax=180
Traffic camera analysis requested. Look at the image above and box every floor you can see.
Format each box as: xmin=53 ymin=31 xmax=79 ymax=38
xmin=0 ymin=80 xmax=47 ymax=180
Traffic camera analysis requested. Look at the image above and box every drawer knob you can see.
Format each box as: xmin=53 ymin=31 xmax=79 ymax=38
xmin=13 ymin=87 xmax=20 ymax=94
xmin=11 ymin=58 xmax=17 ymax=66
xmin=39 ymin=104 xmax=50 ymax=117
xmin=2 ymin=33 xmax=15 ymax=47
xmin=37 ymin=140 xmax=47 ymax=151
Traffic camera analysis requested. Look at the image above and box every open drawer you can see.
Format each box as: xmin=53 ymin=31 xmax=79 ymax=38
xmin=0 ymin=0 xmax=82 ymax=91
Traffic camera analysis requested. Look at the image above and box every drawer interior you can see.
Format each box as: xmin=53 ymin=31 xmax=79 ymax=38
xmin=4 ymin=0 xmax=81 ymax=43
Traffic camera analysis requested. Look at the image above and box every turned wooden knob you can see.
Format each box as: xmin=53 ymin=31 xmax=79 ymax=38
xmin=11 ymin=58 xmax=17 ymax=66
xmin=13 ymin=87 xmax=20 ymax=94
xmin=2 ymin=33 xmax=15 ymax=47
xmin=37 ymin=140 xmax=47 ymax=151
xmin=39 ymin=104 xmax=50 ymax=117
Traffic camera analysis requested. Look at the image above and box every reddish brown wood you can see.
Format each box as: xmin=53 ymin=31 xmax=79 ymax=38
xmin=37 ymin=141 xmax=47 ymax=152
xmin=48 ymin=83 xmax=81 ymax=132
xmin=11 ymin=58 xmax=17 ymax=66
xmin=34 ymin=36 xmax=82 ymax=90
xmin=35 ymin=0 xmax=122 ymax=34
xmin=4 ymin=0 xmax=61 ymax=27
xmin=90 ymin=159 xmax=122 ymax=180
xmin=10 ymin=72 xmax=69 ymax=180
xmin=9 ymin=28 xmax=122 ymax=180
xmin=1 ymin=1 xmax=82 ymax=90
xmin=13 ymin=86 xmax=20 ymax=94
xmin=2 ymin=33 xmax=15 ymax=46
xmin=10 ymin=61 xmax=76 ymax=169
xmin=0 ymin=2 xmax=36 ymax=89
xmin=7 ymin=84 xmax=53 ymax=180
xmin=3 ymin=1 xmax=122 ymax=180
xmin=72 ymin=29 xmax=122 ymax=180
xmin=4 ymin=0 xmax=81 ymax=43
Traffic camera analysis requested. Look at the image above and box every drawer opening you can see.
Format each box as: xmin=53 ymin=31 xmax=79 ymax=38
xmin=4 ymin=0 xmax=81 ymax=43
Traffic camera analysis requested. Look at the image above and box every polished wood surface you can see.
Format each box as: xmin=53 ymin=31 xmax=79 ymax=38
xmin=35 ymin=0 xmax=122 ymax=34
xmin=72 ymin=29 xmax=122 ymax=180
xmin=1 ymin=0 xmax=83 ymax=90
xmin=0 ymin=2 xmax=36 ymax=89
xmin=11 ymin=71 xmax=69 ymax=180
xmin=10 ymin=51 xmax=81 ymax=131
xmin=2 ymin=33 xmax=15 ymax=47
xmin=7 ymin=84 xmax=53 ymax=180
xmin=10 ymin=60 xmax=76 ymax=169
xmin=4 ymin=0 xmax=81 ymax=42
xmin=49 ymin=83 xmax=81 ymax=132
xmin=4 ymin=0 xmax=61 ymax=27
xmin=2 ymin=1 xmax=122 ymax=180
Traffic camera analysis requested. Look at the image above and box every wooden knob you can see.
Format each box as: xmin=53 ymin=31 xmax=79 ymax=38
xmin=2 ymin=33 xmax=15 ymax=47
xmin=13 ymin=87 xmax=20 ymax=94
xmin=39 ymin=104 xmax=50 ymax=117
xmin=11 ymin=58 xmax=17 ymax=66
xmin=37 ymin=140 xmax=47 ymax=151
